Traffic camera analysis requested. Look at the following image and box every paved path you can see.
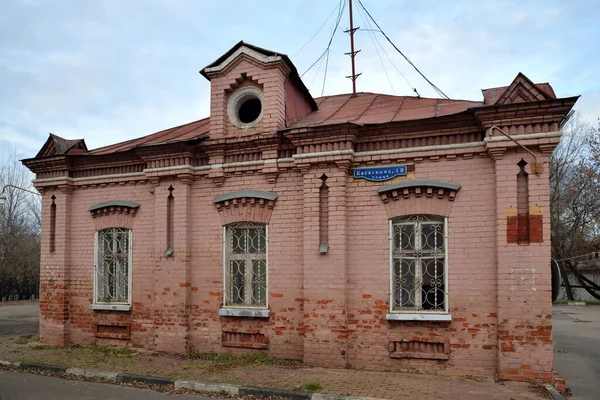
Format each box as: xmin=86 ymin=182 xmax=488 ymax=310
xmin=553 ymin=305 xmax=600 ymax=400
xmin=0 ymin=302 xmax=39 ymax=338
xmin=0 ymin=370 xmax=210 ymax=400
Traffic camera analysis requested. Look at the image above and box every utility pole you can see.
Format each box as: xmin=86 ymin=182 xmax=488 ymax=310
xmin=345 ymin=0 xmax=361 ymax=97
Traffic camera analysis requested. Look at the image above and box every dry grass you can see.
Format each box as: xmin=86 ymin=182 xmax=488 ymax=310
xmin=0 ymin=334 xmax=300 ymax=384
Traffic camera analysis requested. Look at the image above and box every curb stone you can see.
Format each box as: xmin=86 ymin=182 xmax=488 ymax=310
xmin=543 ymin=384 xmax=566 ymax=400
xmin=119 ymin=373 xmax=175 ymax=386
xmin=1 ymin=359 xmax=556 ymax=400
xmin=175 ymin=380 xmax=239 ymax=395
xmin=19 ymin=362 xmax=66 ymax=374
xmin=239 ymin=386 xmax=311 ymax=400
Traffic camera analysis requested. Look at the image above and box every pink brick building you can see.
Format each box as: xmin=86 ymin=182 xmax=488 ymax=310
xmin=23 ymin=42 xmax=578 ymax=383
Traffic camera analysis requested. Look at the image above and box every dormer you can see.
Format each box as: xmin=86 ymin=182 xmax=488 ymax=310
xmin=200 ymin=41 xmax=316 ymax=140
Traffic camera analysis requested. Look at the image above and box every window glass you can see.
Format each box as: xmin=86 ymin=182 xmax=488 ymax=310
xmin=391 ymin=216 xmax=447 ymax=312
xmin=224 ymin=223 xmax=267 ymax=307
xmin=96 ymin=227 xmax=131 ymax=304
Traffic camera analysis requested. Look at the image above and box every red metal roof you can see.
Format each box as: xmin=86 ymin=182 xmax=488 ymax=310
xmin=88 ymin=93 xmax=485 ymax=155
xmin=288 ymin=93 xmax=484 ymax=128
xmin=90 ymin=118 xmax=210 ymax=155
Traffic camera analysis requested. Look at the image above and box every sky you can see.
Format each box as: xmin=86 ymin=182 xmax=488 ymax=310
xmin=0 ymin=0 xmax=599 ymax=159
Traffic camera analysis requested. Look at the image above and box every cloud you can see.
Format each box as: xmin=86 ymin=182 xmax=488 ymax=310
xmin=0 ymin=0 xmax=598 ymax=159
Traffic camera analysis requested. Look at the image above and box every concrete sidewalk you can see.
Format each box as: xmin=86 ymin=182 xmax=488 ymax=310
xmin=0 ymin=357 xmax=549 ymax=400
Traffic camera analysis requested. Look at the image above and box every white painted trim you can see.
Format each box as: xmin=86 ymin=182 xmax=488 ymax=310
xmin=93 ymin=231 xmax=98 ymax=307
xmin=484 ymin=131 xmax=561 ymax=142
xmin=203 ymin=46 xmax=284 ymax=74
xmin=222 ymin=226 xmax=227 ymax=309
xmin=91 ymin=228 xmax=133 ymax=311
xmin=218 ymin=308 xmax=270 ymax=318
xmin=357 ymin=141 xmax=484 ymax=157
xmin=386 ymin=313 xmax=452 ymax=321
xmin=32 ymin=132 xmax=560 ymax=184
xmin=265 ymin=224 xmax=269 ymax=310
xmin=90 ymin=304 xmax=132 ymax=311
xmin=277 ymin=157 xmax=294 ymax=163
xmin=293 ymin=149 xmax=354 ymax=159
xmin=33 ymin=172 xmax=145 ymax=184
xmin=221 ymin=160 xmax=264 ymax=168
xmin=388 ymin=220 xmax=393 ymax=313
xmin=444 ymin=217 xmax=449 ymax=313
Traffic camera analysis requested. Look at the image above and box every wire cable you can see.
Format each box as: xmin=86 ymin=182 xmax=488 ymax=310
xmin=355 ymin=3 xmax=395 ymax=94
xmin=321 ymin=49 xmax=330 ymax=96
xmin=292 ymin=3 xmax=341 ymax=59
xmin=357 ymin=4 xmax=418 ymax=96
xmin=356 ymin=0 xmax=449 ymax=99
xmin=301 ymin=0 xmax=347 ymax=78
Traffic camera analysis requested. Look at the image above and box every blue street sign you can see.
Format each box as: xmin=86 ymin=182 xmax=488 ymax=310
xmin=353 ymin=165 xmax=408 ymax=182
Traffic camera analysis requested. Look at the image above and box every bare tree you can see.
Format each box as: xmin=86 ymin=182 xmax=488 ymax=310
xmin=0 ymin=150 xmax=41 ymax=301
xmin=550 ymin=113 xmax=600 ymax=299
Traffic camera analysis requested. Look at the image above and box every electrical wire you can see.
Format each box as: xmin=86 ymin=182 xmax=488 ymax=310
xmin=308 ymin=50 xmax=327 ymax=90
xmin=321 ymin=49 xmax=330 ymax=96
xmin=301 ymin=0 xmax=347 ymax=79
xmin=355 ymin=3 xmax=395 ymax=94
xmin=356 ymin=0 xmax=449 ymax=99
xmin=292 ymin=3 xmax=341 ymax=59
xmin=357 ymin=4 xmax=418 ymax=96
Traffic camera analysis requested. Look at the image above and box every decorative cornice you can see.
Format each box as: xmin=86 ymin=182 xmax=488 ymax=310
xmin=89 ymin=200 xmax=140 ymax=218
xmin=378 ymin=179 xmax=461 ymax=203
xmin=214 ymin=190 xmax=278 ymax=204
xmin=214 ymin=190 xmax=278 ymax=225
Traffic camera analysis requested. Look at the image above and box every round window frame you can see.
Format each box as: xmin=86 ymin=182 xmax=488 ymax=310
xmin=227 ymin=86 xmax=264 ymax=129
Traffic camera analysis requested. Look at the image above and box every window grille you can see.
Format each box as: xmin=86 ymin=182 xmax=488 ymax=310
xmin=390 ymin=215 xmax=448 ymax=313
xmin=95 ymin=227 xmax=131 ymax=304
xmin=224 ymin=223 xmax=267 ymax=308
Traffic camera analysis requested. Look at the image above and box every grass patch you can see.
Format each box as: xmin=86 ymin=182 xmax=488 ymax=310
xmin=184 ymin=351 xmax=299 ymax=372
xmin=303 ymin=382 xmax=323 ymax=392
xmin=13 ymin=334 xmax=36 ymax=345
xmin=86 ymin=344 xmax=138 ymax=358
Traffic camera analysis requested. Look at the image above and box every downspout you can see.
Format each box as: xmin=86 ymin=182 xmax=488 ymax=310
xmin=488 ymin=126 xmax=543 ymax=176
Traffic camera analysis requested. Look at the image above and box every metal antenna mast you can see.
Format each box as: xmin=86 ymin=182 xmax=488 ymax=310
xmin=345 ymin=0 xmax=361 ymax=97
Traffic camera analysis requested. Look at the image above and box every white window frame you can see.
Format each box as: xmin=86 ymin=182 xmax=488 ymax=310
xmin=387 ymin=216 xmax=450 ymax=321
xmin=220 ymin=223 xmax=269 ymax=318
xmin=91 ymin=228 xmax=132 ymax=311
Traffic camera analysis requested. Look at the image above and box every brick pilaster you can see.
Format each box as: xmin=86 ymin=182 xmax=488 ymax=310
xmin=302 ymin=166 xmax=348 ymax=367
xmin=152 ymin=176 xmax=192 ymax=354
xmin=492 ymin=150 xmax=553 ymax=383
xmin=39 ymin=184 xmax=72 ymax=345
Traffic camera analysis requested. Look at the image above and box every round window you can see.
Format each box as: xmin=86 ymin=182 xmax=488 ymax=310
xmin=227 ymin=86 xmax=264 ymax=129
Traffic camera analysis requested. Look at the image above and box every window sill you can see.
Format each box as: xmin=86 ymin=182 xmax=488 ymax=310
xmin=219 ymin=308 xmax=269 ymax=318
xmin=90 ymin=304 xmax=132 ymax=312
xmin=386 ymin=313 xmax=452 ymax=322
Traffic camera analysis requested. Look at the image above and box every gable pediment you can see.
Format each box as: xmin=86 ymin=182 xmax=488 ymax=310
xmin=35 ymin=134 xmax=88 ymax=158
xmin=201 ymin=41 xmax=287 ymax=80
xmin=494 ymin=73 xmax=553 ymax=105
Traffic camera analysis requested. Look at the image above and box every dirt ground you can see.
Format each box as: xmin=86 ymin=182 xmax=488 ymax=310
xmin=0 ymin=302 xmax=549 ymax=400
xmin=0 ymin=301 xmax=39 ymax=338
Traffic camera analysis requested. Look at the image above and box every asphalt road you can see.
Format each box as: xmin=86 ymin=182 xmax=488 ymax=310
xmin=0 ymin=302 xmax=39 ymax=338
xmin=553 ymin=305 xmax=600 ymax=400
xmin=0 ymin=370 xmax=212 ymax=400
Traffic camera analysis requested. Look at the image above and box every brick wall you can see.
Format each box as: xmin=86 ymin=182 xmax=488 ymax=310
xmin=31 ymin=50 xmax=560 ymax=383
